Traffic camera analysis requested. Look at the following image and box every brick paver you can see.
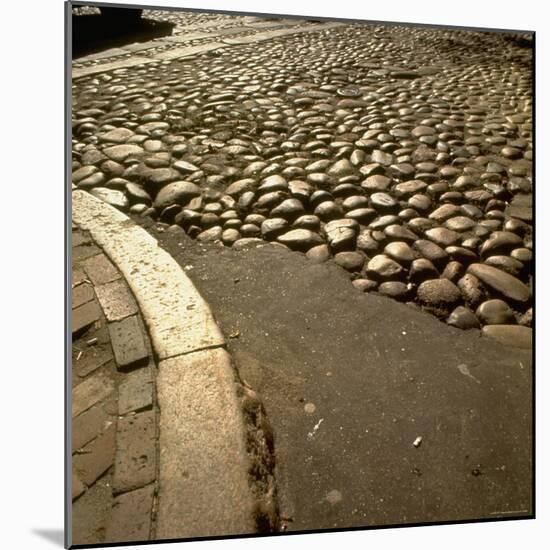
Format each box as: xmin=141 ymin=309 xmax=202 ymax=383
xmin=71 ymin=226 xmax=159 ymax=546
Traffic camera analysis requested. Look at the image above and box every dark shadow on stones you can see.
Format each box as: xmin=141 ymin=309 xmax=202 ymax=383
xmin=32 ymin=528 xmax=64 ymax=547
xmin=72 ymin=9 xmax=175 ymax=58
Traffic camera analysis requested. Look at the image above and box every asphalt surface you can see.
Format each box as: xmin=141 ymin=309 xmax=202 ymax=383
xmin=143 ymin=221 xmax=532 ymax=532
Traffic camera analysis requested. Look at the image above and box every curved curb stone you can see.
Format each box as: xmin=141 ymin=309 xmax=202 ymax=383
xmin=72 ymin=189 xmax=256 ymax=538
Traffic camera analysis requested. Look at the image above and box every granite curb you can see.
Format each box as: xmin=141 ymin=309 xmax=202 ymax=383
xmin=72 ymin=189 xmax=261 ymax=539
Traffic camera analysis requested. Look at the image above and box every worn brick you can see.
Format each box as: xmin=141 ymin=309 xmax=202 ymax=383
xmin=73 ymin=403 xmax=112 ymax=451
xmin=109 ymin=315 xmax=149 ymax=370
xmin=72 ymin=300 xmax=102 ymax=335
xmin=76 ymin=346 xmax=114 ymax=378
xmin=72 ymin=471 xmax=86 ymax=501
xmin=72 ymin=282 xmax=94 ymax=310
xmin=95 ymin=279 xmax=138 ymax=322
xmin=73 ymin=423 xmax=116 ymax=486
xmin=118 ymin=366 xmax=153 ymax=415
xmin=72 ymin=267 xmax=88 ymax=287
xmin=82 ymin=253 xmax=121 ymax=286
xmin=72 ymin=231 xmax=92 ymax=247
xmin=113 ymin=411 xmax=156 ymax=493
xmin=105 ymin=485 xmax=154 ymax=543
xmin=72 ymin=371 xmax=115 ymax=418
xmin=73 ymin=244 xmax=101 ymax=262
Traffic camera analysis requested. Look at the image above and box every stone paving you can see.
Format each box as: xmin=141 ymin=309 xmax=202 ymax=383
xmin=71 ymin=8 xmax=533 ymax=348
xmin=71 ymin=226 xmax=158 ymax=545
xmin=70 ymin=5 xmax=534 ymax=543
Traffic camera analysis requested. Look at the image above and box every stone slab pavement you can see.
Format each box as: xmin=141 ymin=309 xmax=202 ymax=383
xmin=146 ymin=223 xmax=533 ymax=533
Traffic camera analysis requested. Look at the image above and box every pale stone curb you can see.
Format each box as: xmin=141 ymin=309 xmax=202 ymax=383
xmin=72 ymin=190 xmax=225 ymax=359
xmin=156 ymin=349 xmax=256 ymax=539
xmin=72 ymin=189 xmax=256 ymax=538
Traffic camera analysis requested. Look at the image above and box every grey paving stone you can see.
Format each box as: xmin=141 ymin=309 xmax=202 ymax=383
xmin=82 ymin=253 xmax=121 ymax=286
xmin=73 ymin=424 xmax=116 ymax=486
xmin=113 ymin=411 xmax=156 ymax=494
xmin=118 ymin=366 xmax=153 ymax=415
xmin=108 ymin=315 xmax=149 ymax=370
xmin=72 ymin=300 xmax=102 ymax=335
xmin=72 ymin=371 xmax=115 ymax=418
xmin=72 ymin=282 xmax=94 ymax=310
xmin=105 ymin=485 xmax=154 ymax=543
xmin=95 ymin=279 xmax=138 ymax=322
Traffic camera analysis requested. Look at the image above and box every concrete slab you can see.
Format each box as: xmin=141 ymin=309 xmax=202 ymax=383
xmin=155 ymin=349 xmax=256 ymax=539
xmin=152 ymin=233 xmax=533 ymax=531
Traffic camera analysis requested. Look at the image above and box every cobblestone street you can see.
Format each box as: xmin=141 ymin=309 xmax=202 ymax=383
xmin=70 ymin=5 xmax=533 ymax=546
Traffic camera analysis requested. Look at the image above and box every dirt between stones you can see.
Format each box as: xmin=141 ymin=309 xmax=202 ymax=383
xmin=138 ymin=217 xmax=532 ymax=532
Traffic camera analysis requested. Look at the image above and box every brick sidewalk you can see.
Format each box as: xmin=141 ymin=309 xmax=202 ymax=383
xmin=71 ymin=226 xmax=159 ymax=545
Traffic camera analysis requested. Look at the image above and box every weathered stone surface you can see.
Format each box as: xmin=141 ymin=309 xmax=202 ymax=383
xmin=108 ymin=315 xmax=149 ymax=370
xmin=73 ymin=424 xmax=116 ymax=486
xmin=417 ymin=279 xmax=462 ymax=313
xmin=90 ymin=188 xmax=129 ymax=210
xmin=153 ymin=181 xmax=201 ymax=210
xmin=306 ymin=244 xmax=331 ymax=263
xmin=476 ymin=299 xmax=516 ymax=325
xmin=118 ymin=366 xmax=153 ymax=415
xmin=72 ymin=371 xmax=115 ymax=418
xmin=72 ymin=472 xmax=86 ymax=501
xmin=467 ymin=263 xmax=530 ymax=303
xmin=73 ymin=403 xmax=111 ymax=451
xmin=72 ymin=300 xmax=102 ymax=335
xmin=425 ymin=226 xmax=461 ymax=247
xmin=156 ymin=350 xmax=255 ymax=538
xmin=103 ymin=144 xmax=144 ymax=162
xmin=99 ymin=128 xmax=135 ymax=144
xmin=333 ymin=251 xmax=365 ymax=272
xmin=72 ymin=283 xmax=94 ymax=310
xmin=366 ymin=255 xmax=404 ymax=281
xmin=447 ymin=306 xmax=480 ymax=330
xmin=105 ymin=485 xmax=155 ymax=543
xmin=95 ymin=279 xmax=138 ymax=322
xmin=261 ymin=218 xmax=289 ymax=239
xmin=82 ymin=253 xmax=120 ymax=286
xmin=480 ymin=231 xmax=524 ymax=258
xmin=377 ymin=281 xmax=409 ymax=300
xmin=384 ymin=241 xmax=416 ymax=264
xmin=482 ymin=325 xmax=532 ymax=349
xmin=113 ymin=411 xmax=156 ymax=493
xmin=277 ymin=229 xmax=323 ymax=250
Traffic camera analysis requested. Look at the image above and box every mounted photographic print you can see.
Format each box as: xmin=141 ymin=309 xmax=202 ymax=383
xmin=67 ymin=1 xmax=534 ymax=547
